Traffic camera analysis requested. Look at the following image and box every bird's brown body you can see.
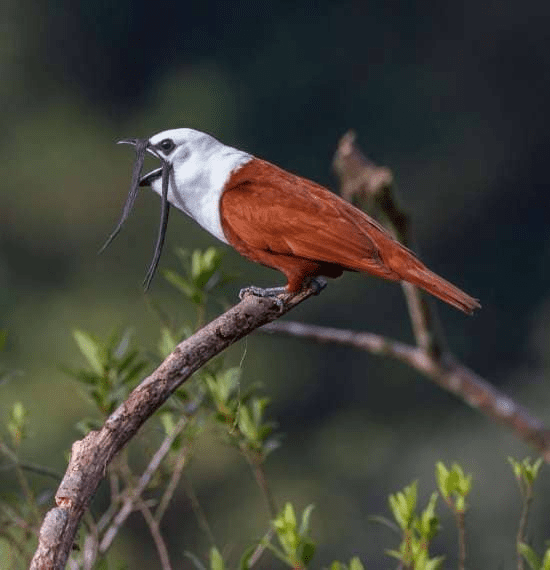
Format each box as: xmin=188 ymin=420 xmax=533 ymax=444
xmin=221 ymin=158 xmax=480 ymax=314
xmin=107 ymin=128 xmax=479 ymax=314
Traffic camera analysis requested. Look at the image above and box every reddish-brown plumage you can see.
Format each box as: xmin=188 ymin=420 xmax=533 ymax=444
xmin=220 ymin=158 xmax=480 ymax=314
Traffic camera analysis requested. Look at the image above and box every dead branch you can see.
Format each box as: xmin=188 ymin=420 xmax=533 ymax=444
xmin=264 ymin=131 xmax=550 ymax=461
xmin=262 ymin=320 xmax=550 ymax=458
xmin=334 ymin=130 xmax=442 ymax=355
xmin=30 ymin=131 xmax=549 ymax=569
xmin=30 ymin=286 xmax=317 ymax=570
xmin=97 ymin=416 xmax=188 ymax=556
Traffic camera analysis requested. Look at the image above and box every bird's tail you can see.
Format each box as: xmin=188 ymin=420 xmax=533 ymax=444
xmin=399 ymin=262 xmax=481 ymax=314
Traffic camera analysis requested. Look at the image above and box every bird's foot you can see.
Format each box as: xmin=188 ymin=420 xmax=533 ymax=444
xmin=238 ymin=278 xmax=327 ymax=308
xmin=239 ymin=285 xmax=287 ymax=299
xmin=239 ymin=285 xmax=287 ymax=310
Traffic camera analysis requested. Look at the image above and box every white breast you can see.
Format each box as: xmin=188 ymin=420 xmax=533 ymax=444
xmin=150 ymin=132 xmax=252 ymax=244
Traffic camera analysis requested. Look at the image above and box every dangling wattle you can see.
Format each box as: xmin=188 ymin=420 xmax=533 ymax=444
xmin=107 ymin=128 xmax=480 ymax=313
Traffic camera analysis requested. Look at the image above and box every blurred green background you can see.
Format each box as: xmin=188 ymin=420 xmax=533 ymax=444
xmin=1 ymin=0 xmax=550 ymax=567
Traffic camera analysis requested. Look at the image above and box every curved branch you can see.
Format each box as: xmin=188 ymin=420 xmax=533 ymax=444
xmin=333 ymin=131 xmax=443 ymax=356
xmin=263 ymin=131 xmax=550 ymax=461
xmin=30 ymin=286 xmax=317 ymax=570
xmin=262 ymin=320 xmax=550 ymax=459
xmin=97 ymin=416 xmax=188 ymax=555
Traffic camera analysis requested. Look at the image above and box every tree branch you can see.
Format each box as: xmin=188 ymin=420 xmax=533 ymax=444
xmin=98 ymin=416 xmax=188 ymax=555
xmin=333 ymin=131 xmax=443 ymax=356
xmin=30 ymin=286 xmax=318 ymax=570
xmin=264 ymin=131 xmax=550 ymax=461
xmin=262 ymin=320 xmax=550 ymax=458
xmin=136 ymin=499 xmax=173 ymax=570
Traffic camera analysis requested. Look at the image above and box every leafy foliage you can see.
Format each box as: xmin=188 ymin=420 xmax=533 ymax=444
xmin=0 ymin=249 xmax=548 ymax=569
xmin=435 ymin=462 xmax=472 ymax=513
xmin=268 ymin=503 xmax=316 ymax=568
xmin=519 ymin=544 xmax=550 ymax=570
xmin=508 ymin=457 xmax=547 ymax=570
xmin=509 ymin=457 xmax=544 ymax=491
xmin=163 ymin=247 xmax=229 ymax=308
xmin=328 ymin=558 xmax=365 ymax=570
xmin=386 ymin=482 xmax=443 ymax=570
xmin=6 ymin=402 xmax=28 ymax=448
xmin=204 ymin=366 xmax=280 ymax=458
xmin=64 ymin=328 xmax=149 ymax=427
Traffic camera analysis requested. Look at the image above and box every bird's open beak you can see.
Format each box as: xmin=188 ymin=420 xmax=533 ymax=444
xmin=116 ymin=138 xmax=164 ymax=187
xmin=104 ymin=136 xmax=172 ymax=289
xmin=138 ymin=167 xmax=163 ymax=187
xmin=117 ymin=138 xmax=140 ymax=146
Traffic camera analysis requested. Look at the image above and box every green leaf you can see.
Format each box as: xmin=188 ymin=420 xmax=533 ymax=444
xmin=159 ymin=412 xmax=176 ymax=436
xmin=7 ymin=401 xmax=28 ymax=445
xmin=299 ymin=504 xmax=315 ymax=536
xmin=158 ymin=327 xmax=179 ymax=357
xmin=508 ymin=456 xmax=522 ymax=480
xmin=112 ymin=328 xmax=133 ymax=359
xmin=435 ymin=462 xmax=471 ymax=510
xmin=389 ymin=482 xmax=417 ymax=530
xmin=451 ymin=463 xmax=472 ymax=496
xmin=349 ymin=557 xmax=365 ymax=570
xmin=191 ymin=249 xmax=204 ymax=280
xmin=435 ymin=462 xmax=450 ymax=498
xmin=386 ymin=548 xmax=403 ymax=561
xmin=517 ymin=457 xmax=544 ymax=486
xmin=251 ymin=397 xmax=270 ymax=425
xmin=210 ymin=547 xmax=225 ymax=570
xmin=237 ymin=405 xmax=257 ymax=442
xmin=527 ymin=458 xmax=544 ymax=484
xmin=73 ymin=330 xmax=103 ymax=375
xmin=216 ymin=367 xmax=241 ymax=404
xmin=257 ymin=423 xmax=275 ymax=443
xmin=446 ymin=468 xmax=459 ymax=494
xmin=270 ymin=503 xmax=317 ymax=566
xmin=541 ymin=548 xmax=550 ymax=570
xmin=424 ymin=556 xmax=445 ymax=570
xmin=416 ymin=492 xmax=439 ymax=540
xmin=388 ymin=495 xmax=404 ymax=530
xmin=283 ymin=502 xmax=297 ymax=528
xmin=11 ymin=402 xmax=26 ymax=425
xmin=0 ymin=330 xmax=7 ymax=350
xmin=519 ymin=542 xmax=542 ymax=570
xmin=115 ymin=349 xmax=138 ymax=374
xmin=163 ymin=269 xmax=202 ymax=303
xmin=300 ymin=540 xmax=315 ymax=565
xmin=193 ymin=247 xmax=223 ymax=288
xmin=121 ymin=360 xmax=148 ymax=386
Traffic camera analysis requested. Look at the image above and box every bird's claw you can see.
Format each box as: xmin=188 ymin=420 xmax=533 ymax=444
xmin=238 ymin=285 xmax=287 ymax=299
xmin=239 ymin=285 xmax=286 ymax=311
xmin=239 ymin=279 xmax=326 ymax=311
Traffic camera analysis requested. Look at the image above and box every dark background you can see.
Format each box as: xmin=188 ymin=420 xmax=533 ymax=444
xmin=1 ymin=0 xmax=550 ymax=567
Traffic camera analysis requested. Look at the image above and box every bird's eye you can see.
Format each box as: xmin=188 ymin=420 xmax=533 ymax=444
xmin=157 ymin=138 xmax=175 ymax=154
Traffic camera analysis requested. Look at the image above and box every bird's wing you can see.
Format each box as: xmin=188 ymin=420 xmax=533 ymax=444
xmin=220 ymin=159 xmax=401 ymax=279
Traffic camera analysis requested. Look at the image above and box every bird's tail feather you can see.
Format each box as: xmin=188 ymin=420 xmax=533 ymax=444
xmin=401 ymin=264 xmax=481 ymax=314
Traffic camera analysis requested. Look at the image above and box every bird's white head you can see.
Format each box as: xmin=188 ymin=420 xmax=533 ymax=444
xmin=102 ymin=128 xmax=252 ymax=289
xmin=140 ymin=128 xmax=252 ymax=243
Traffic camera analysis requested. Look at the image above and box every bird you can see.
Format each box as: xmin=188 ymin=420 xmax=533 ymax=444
xmin=102 ymin=128 xmax=480 ymax=314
